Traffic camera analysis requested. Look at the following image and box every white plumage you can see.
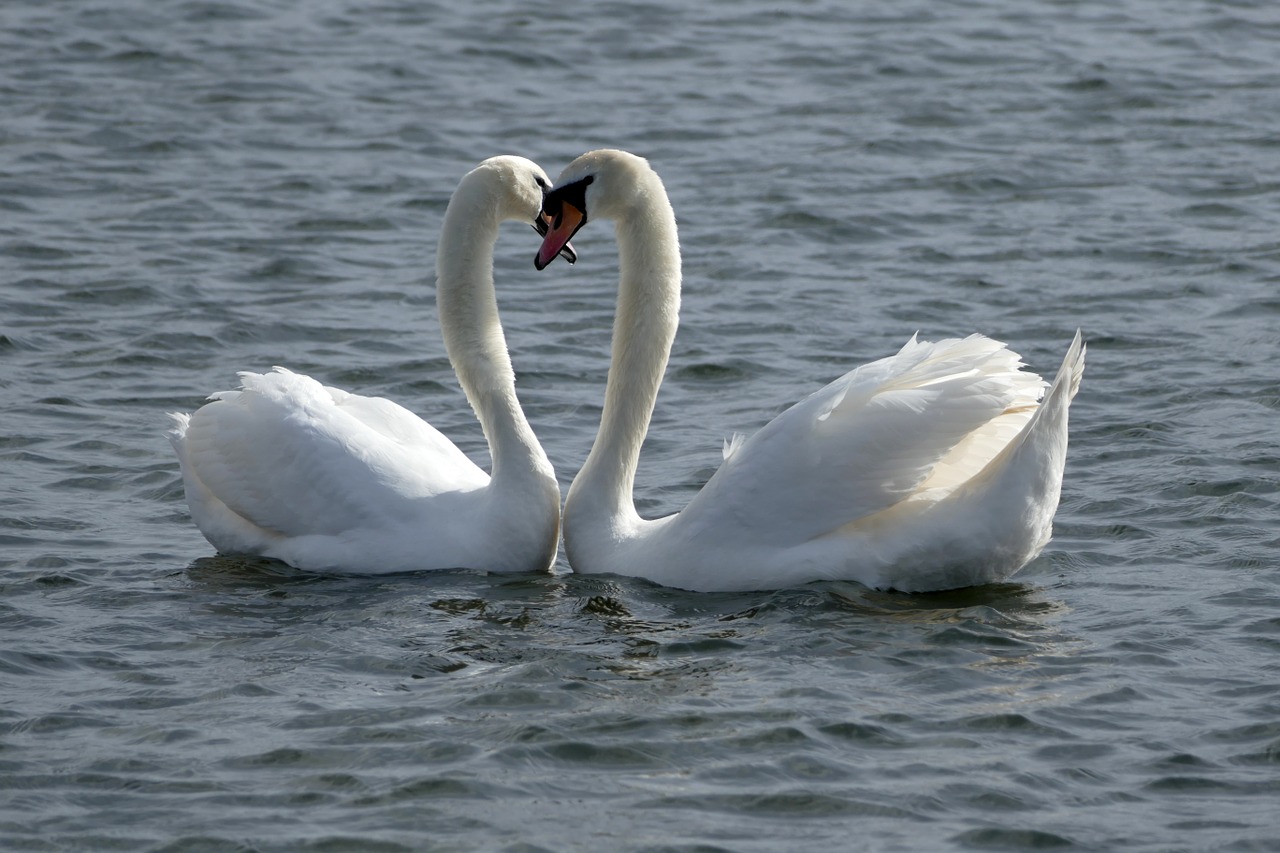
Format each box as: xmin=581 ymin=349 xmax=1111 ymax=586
xmin=536 ymin=149 xmax=1084 ymax=592
xmin=169 ymin=156 xmax=561 ymax=574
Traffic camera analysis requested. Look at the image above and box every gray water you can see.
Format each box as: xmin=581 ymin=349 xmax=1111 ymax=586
xmin=3 ymin=0 xmax=1279 ymax=850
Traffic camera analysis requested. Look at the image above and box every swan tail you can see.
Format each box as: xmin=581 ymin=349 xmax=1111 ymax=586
xmin=976 ymin=330 xmax=1083 ymax=479
xmin=1022 ymin=329 xmax=1085 ymax=439
xmin=850 ymin=332 xmax=1085 ymax=591
xmin=166 ymin=408 xmax=284 ymax=556
xmin=956 ymin=330 xmax=1084 ymax=566
xmin=1059 ymin=328 xmax=1086 ymax=401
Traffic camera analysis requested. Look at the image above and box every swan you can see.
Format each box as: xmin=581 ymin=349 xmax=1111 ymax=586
xmin=534 ymin=148 xmax=1084 ymax=593
xmin=168 ymin=155 xmax=573 ymax=574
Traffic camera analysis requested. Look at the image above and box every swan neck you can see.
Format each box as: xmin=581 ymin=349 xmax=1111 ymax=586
xmin=569 ymin=180 xmax=681 ymax=525
xmin=436 ymin=196 xmax=550 ymax=483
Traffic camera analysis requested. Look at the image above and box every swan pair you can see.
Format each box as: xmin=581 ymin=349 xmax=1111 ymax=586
xmin=170 ymin=150 xmax=1084 ymax=593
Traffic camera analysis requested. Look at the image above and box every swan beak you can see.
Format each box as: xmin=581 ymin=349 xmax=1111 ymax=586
xmin=533 ymin=216 xmax=576 ymax=265
xmin=534 ymin=201 xmax=586 ymax=270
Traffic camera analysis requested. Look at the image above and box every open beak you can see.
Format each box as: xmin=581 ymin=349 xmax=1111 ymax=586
xmin=534 ymin=200 xmax=586 ymax=271
xmin=533 ymin=214 xmax=576 ymax=266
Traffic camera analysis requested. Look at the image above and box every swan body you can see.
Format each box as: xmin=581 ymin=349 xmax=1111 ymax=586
xmin=169 ymin=156 xmax=563 ymax=574
xmin=536 ymin=149 xmax=1084 ymax=593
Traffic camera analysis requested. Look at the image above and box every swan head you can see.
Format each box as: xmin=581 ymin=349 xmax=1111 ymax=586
xmin=534 ymin=149 xmax=659 ymax=270
xmin=465 ymin=156 xmax=576 ymax=264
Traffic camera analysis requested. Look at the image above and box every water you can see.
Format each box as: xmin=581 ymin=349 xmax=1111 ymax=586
xmin=3 ymin=0 xmax=1279 ymax=849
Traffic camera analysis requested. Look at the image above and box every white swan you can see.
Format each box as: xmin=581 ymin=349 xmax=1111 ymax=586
xmin=168 ymin=156 xmax=571 ymax=574
xmin=535 ymin=149 xmax=1084 ymax=593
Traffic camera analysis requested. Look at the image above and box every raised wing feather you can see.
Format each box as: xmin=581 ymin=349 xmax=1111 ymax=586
xmin=677 ymin=335 xmax=1046 ymax=545
xmin=178 ymin=368 xmax=487 ymax=538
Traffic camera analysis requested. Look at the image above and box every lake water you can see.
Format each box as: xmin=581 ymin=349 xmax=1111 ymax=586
xmin=3 ymin=0 xmax=1279 ymax=850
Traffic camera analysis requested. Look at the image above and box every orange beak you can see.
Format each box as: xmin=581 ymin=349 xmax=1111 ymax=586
xmin=533 ymin=212 xmax=576 ymax=266
xmin=534 ymin=200 xmax=586 ymax=270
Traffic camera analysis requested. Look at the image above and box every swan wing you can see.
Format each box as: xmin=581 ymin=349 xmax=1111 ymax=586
xmin=677 ymin=335 xmax=1047 ymax=545
xmin=171 ymin=368 xmax=487 ymax=540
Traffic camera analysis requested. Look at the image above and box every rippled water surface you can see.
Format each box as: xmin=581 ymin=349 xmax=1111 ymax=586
xmin=4 ymin=0 xmax=1280 ymax=850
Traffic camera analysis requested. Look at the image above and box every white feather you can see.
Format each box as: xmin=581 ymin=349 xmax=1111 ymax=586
xmin=551 ymin=150 xmax=1084 ymax=593
xmin=169 ymin=157 xmax=560 ymax=574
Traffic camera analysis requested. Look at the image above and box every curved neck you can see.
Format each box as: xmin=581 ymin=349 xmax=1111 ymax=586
xmin=567 ymin=182 xmax=682 ymax=526
xmin=436 ymin=196 xmax=551 ymax=483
